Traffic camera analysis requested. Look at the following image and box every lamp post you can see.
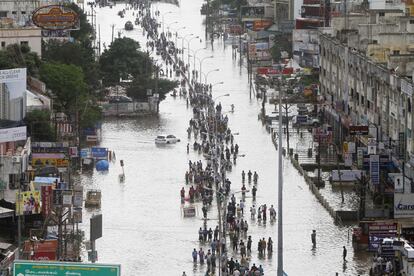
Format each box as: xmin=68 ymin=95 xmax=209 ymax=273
xmin=187 ymin=36 xmax=200 ymax=66
xmin=179 ymin=33 xmax=194 ymax=62
xmin=166 ymin=21 xmax=178 ymax=34
xmin=171 ymin=26 xmax=186 ymax=46
xmin=200 ymin=55 xmax=214 ymax=86
xmin=161 ymin=11 xmax=172 ymax=34
xmin=194 ymin=47 xmax=206 ymax=81
xmin=204 ymin=68 xmax=220 ymax=84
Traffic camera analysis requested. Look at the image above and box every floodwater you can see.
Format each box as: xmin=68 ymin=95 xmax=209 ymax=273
xmin=78 ymin=1 xmax=371 ymax=275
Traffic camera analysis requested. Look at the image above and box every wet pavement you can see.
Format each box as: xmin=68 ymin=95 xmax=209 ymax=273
xmin=78 ymin=1 xmax=371 ymax=275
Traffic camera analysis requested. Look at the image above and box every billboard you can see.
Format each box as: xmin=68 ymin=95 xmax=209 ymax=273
xmin=394 ymin=193 xmax=414 ymax=218
xmin=0 ymin=68 xmax=27 ymax=121
xmin=32 ymin=5 xmax=79 ymax=30
xmin=16 ymin=191 xmax=41 ymax=216
xmin=32 ymin=153 xmax=69 ymax=168
xmin=368 ymin=222 xmax=397 ymax=251
xmin=253 ymin=19 xmax=272 ymax=31
xmin=91 ymin=147 xmax=107 ymax=159
xmin=0 ymin=126 xmax=27 ymax=143
xmin=13 ymin=261 xmax=121 ymax=276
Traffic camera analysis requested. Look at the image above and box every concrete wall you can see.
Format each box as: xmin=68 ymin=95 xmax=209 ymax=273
xmin=0 ymin=28 xmax=42 ymax=57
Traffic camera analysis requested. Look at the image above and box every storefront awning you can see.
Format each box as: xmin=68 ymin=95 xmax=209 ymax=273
xmin=0 ymin=207 xmax=14 ymax=219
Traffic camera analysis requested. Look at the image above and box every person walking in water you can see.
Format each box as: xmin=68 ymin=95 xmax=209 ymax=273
xmin=311 ymin=230 xmax=316 ymax=247
xmin=343 ymin=246 xmax=347 ymax=261
xmin=192 ymin=248 xmax=197 ymax=262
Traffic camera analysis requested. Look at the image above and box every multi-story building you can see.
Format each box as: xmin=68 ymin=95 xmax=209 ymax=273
xmin=0 ymin=27 xmax=42 ymax=57
xmin=0 ymin=84 xmax=10 ymax=120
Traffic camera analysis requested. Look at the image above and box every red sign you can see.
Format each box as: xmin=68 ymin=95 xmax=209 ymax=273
xmin=41 ymin=186 xmax=52 ymax=218
xmin=253 ymin=20 xmax=273 ymax=31
xmin=349 ymin=125 xmax=369 ymax=135
xmin=256 ymin=67 xmax=294 ymax=76
xmin=23 ymin=239 xmax=57 ymax=261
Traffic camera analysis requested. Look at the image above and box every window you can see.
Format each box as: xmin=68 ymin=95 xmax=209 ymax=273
xmin=361 ymin=95 xmax=365 ymax=105
xmin=0 ymin=11 xmax=7 ymax=18
xmin=21 ymin=11 xmax=26 ymax=15
xmin=379 ymin=12 xmax=385 ymax=16
xmin=408 ymin=98 xmax=412 ymax=113
xmin=11 ymin=11 xmax=16 ymax=15
xmin=410 ymin=20 xmax=414 ymax=24
xmin=1 ymin=42 xmax=5 ymax=48
xmin=393 ymin=50 xmax=400 ymax=55
xmin=20 ymin=41 xmax=28 ymax=47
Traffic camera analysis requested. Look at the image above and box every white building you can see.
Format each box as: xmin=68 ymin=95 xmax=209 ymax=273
xmin=0 ymin=27 xmax=42 ymax=57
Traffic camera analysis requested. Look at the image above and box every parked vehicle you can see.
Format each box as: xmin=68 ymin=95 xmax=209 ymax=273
xmin=155 ymin=134 xmax=181 ymax=144
xmin=125 ymin=21 xmax=134 ymax=30
xmin=292 ymin=115 xmax=320 ymax=127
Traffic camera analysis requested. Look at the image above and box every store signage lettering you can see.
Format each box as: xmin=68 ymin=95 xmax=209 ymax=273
xmin=32 ymin=5 xmax=79 ymax=30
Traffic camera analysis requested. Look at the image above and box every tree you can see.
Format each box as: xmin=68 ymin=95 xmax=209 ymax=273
xmin=68 ymin=3 xmax=94 ymax=43
xmin=99 ymin=37 xmax=151 ymax=86
xmin=24 ymin=110 xmax=55 ymax=141
xmin=0 ymin=44 xmax=41 ymax=77
xmin=40 ymin=62 xmax=87 ymax=112
xmin=42 ymin=40 xmax=100 ymax=89
xmin=127 ymin=76 xmax=178 ymax=101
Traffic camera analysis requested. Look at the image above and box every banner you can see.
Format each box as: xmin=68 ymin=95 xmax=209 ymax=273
xmin=23 ymin=239 xmax=58 ymax=261
xmin=16 ymin=191 xmax=41 ymax=216
xmin=41 ymin=186 xmax=52 ymax=218
xmin=370 ymin=155 xmax=380 ymax=186
xmin=0 ymin=126 xmax=26 ymax=143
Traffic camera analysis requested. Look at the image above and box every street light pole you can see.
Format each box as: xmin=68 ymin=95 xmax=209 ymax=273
xmin=199 ymin=56 xmax=214 ymax=85
xmin=187 ymin=36 xmax=199 ymax=66
xmin=161 ymin=11 xmax=172 ymax=34
xmin=205 ymin=68 xmax=220 ymax=84
xmin=277 ymin=75 xmax=284 ymax=276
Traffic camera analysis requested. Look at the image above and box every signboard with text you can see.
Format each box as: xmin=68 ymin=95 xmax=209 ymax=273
xmin=349 ymin=125 xmax=369 ymax=135
xmin=13 ymin=261 xmax=120 ymax=276
xmin=91 ymin=147 xmax=107 ymax=159
xmin=368 ymin=222 xmax=397 ymax=251
xmin=394 ymin=193 xmax=414 ymax=218
xmin=32 ymin=5 xmax=79 ymax=30
xmin=0 ymin=126 xmax=27 ymax=143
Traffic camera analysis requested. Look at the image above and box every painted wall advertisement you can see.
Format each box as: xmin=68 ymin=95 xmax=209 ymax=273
xmin=394 ymin=193 xmax=414 ymax=218
xmin=16 ymin=191 xmax=41 ymax=216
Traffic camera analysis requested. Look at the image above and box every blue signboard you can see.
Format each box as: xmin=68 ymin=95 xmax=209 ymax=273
xmin=370 ymin=155 xmax=380 ymax=185
xmin=80 ymin=148 xmax=90 ymax=158
xmin=91 ymin=147 xmax=107 ymax=159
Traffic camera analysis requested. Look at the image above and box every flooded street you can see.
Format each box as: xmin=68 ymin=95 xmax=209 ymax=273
xmin=79 ymin=1 xmax=371 ymax=275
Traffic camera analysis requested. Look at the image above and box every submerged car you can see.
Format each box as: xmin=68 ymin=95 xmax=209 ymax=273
xmin=155 ymin=134 xmax=180 ymax=144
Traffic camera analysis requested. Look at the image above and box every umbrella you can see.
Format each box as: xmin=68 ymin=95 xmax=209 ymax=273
xmin=95 ymin=160 xmax=109 ymax=171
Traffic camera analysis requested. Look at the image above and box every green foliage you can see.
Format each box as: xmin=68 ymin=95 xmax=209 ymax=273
xmin=67 ymin=3 xmax=94 ymax=42
xmin=0 ymin=44 xmax=41 ymax=77
xmin=24 ymin=110 xmax=55 ymax=142
xmin=80 ymin=104 xmax=102 ymax=129
xmin=40 ymin=62 xmax=87 ymax=111
xmin=99 ymin=37 xmax=152 ymax=86
xmin=126 ymin=76 xmax=178 ymax=101
xmin=42 ymin=40 xmax=100 ymax=89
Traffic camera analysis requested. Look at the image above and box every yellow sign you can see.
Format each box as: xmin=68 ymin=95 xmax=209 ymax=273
xmin=32 ymin=158 xmax=69 ymax=167
xmin=16 ymin=191 xmax=41 ymax=216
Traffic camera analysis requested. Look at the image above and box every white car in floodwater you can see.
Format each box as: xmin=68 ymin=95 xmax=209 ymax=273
xmin=155 ymin=134 xmax=181 ymax=144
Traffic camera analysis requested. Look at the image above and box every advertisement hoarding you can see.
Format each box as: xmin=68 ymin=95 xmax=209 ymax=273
xmin=23 ymin=240 xmax=57 ymax=261
xmin=394 ymin=193 xmax=414 ymax=218
xmin=32 ymin=5 xmax=79 ymax=30
xmin=0 ymin=126 xmax=27 ymax=143
xmin=368 ymin=222 xmax=397 ymax=251
xmin=16 ymin=191 xmax=41 ymax=216
xmin=32 ymin=153 xmax=69 ymax=168
xmin=370 ymin=155 xmax=380 ymax=186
